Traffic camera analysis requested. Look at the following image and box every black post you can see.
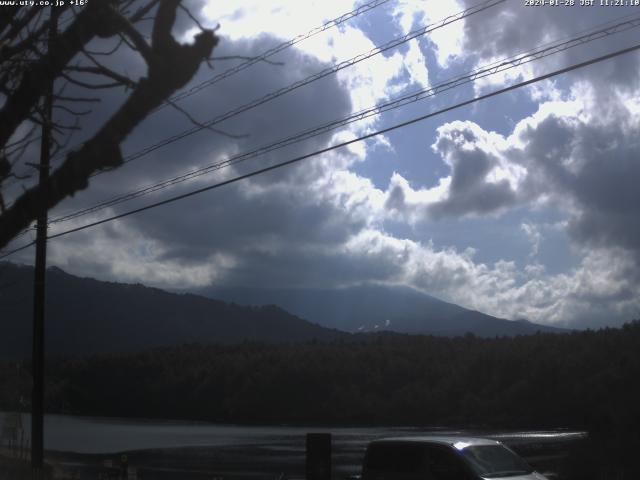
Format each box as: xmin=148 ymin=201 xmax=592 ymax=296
xmin=306 ymin=433 xmax=331 ymax=480
xmin=31 ymin=7 xmax=57 ymax=478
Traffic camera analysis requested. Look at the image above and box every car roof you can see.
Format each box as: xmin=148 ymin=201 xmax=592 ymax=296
xmin=369 ymin=435 xmax=501 ymax=449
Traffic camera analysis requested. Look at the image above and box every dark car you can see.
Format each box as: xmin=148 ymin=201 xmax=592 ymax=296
xmin=362 ymin=436 xmax=549 ymax=480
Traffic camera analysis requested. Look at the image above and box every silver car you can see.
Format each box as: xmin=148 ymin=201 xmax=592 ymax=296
xmin=362 ymin=436 xmax=549 ymax=480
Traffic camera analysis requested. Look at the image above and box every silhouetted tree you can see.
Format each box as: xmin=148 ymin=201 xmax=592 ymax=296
xmin=0 ymin=0 xmax=219 ymax=249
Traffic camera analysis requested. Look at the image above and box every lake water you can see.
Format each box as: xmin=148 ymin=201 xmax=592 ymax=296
xmin=0 ymin=412 xmax=586 ymax=479
xmin=2 ymin=412 xmax=428 ymax=453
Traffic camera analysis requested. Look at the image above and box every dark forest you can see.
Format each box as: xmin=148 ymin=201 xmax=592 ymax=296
xmin=1 ymin=321 xmax=639 ymax=476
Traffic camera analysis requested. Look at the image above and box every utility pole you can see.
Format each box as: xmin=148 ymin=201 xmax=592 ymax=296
xmin=32 ymin=7 xmax=58 ymax=478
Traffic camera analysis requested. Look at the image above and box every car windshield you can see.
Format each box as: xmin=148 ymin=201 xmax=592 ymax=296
xmin=460 ymin=445 xmax=533 ymax=478
xmin=364 ymin=443 xmax=425 ymax=473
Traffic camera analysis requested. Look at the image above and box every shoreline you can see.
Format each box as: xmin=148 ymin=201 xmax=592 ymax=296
xmin=36 ymin=430 xmax=585 ymax=480
xmin=1 ymin=412 xmax=589 ymax=479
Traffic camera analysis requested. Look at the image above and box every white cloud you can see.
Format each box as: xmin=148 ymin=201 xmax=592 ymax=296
xmin=383 ymin=172 xmax=450 ymax=224
xmin=329 ymin=26 xmax=406 ymax=114
xmin=381 ymin=120 xmax=525 ymax=220
xmin=7 ymin=0 xmax=639 ymax=332
xmin=47 ymin=219 xmax=235 ymax=289
xmin=201 ymin=0 xmax=413 ymax=121
xmin=392 ymin=0 xmax=465 ymax=68
xmin=201 ymin=1 xmax=359 ymax=41
xmin=440 ymin=0 xmax=640 ymax=99
xmin=403 ymin=39 xmax=430 ymax=89
xmin=337 ymin=227 xmax=639 ymax=327
xmin=521 ymin=223 xmax=542 ymax=258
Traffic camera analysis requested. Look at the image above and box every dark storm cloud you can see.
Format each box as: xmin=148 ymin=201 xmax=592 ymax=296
xmin=456 ymin=0 xmax=640 ymax=95
xmin=384 ymin=181 xmax=407 ymax=212
xmin=393 ymin=92 xmax=639 ymax=271
xmin=428 ymin=178 xmax=516 ymax=218
xmin=104 ymin=32 xmax=351 ymax=182
xmin=6 ymin=0 xmax=637 ymax=327
xmin=37 ymin=25 xmax=352 ymax=219
xmin=212 ymin=237 xmax=404 ymax=289
xmin=131 ymin=175 xmax=366 ymax=264
xmin=427 ymin=124 xmax=516 ymax=218
xmin=517 ymin=108 xmax=640 ymax=258
xmin=385 ymin=121 xmax=520 ymax=221
xmin=36 ymin=29 xmax=356 ymax=287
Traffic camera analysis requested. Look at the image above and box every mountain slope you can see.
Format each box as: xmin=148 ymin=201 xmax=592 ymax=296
xmin=204 ymin=284 xmax=567 ymax=337
xmin=0 ymin=263 xmax=348 ymax=359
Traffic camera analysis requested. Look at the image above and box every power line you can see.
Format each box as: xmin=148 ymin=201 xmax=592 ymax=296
xmin=4 ymin=3 xmax=393 ymax=199
xmin=17 ymin=0 xmax=500 ymax=210
xmin=161 ymin=0 xmax=394 ymax=108
xmin=45 ymin=14 xmax=640 ymax=227
xmin=109 ymin=0 xmax=506 ymax=169
xmin=9 ymin=11 xmax=640 ymax=236
xmin=45 ymin=0 xmax=393 ymax=165
xmin=2 ymin=41 xmax=638 ymax=260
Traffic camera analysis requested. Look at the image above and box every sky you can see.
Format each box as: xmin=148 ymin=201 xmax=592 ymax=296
xmin=4 ymin=0 xmax=640 ymax=329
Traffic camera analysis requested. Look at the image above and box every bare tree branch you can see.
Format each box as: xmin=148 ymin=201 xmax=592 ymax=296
xmin=0 ymin=7 xmax=40 ymax=45
xmin=0 ymin=0 xmax=219 ymax=249
xmin=0 ymin=1 xmax=121 ymax=150
xmin=113 ymin=13 xmax=155 ymax=64
xmin=52 ymin=105 xmax=92 ymax=117
xmin=3 ymin=124 xmax=38 ymax=151
xmin=60 ymin=71 xmax=132 ymax=90
xmin=0 ymin=7 xmax=20 ymax=36
xmin=164 ymin=97 xmax=249 ymax=140
xmin=178 ymin=3 xmax=207 ymax=32
xmin=0 ymin=20 xmax=49 ymax=62
xmin=83 ymin=38 xmax=125 ymax=57
xmin=54 ymin=95 xmax=101 ymax=103
xmin=130 ymin=0 xmax=162 ymax=23
xmin=78 ymin=49 xmax=138 ymax=88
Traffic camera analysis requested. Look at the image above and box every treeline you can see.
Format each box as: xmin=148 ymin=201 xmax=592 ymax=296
xmin=1 ymin=324 xmax=639 ymax=428
xmin=1 ymin=322 xmax=639 ymax=473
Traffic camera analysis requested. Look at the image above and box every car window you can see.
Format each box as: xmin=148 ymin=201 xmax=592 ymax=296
xmin=365 ymin=443 xmax=426 ymax=474
xmin=460 ymin=445 xmax=533 ymax=478
xmin=424 ymin=445 xmax=473 ymax=480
